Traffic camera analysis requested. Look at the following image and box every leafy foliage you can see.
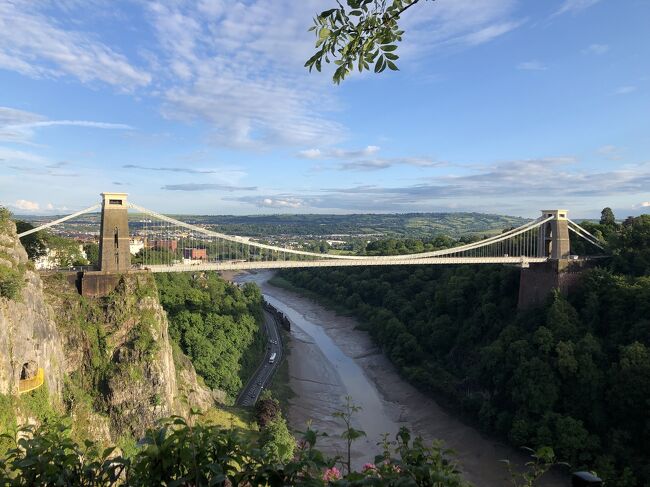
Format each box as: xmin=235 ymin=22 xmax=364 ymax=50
xmin=333 ymin=395 xmax=366 ymax=474
xmin=255 ymin=395 xmax=281 ymax=429
xmin=501 ymin=447 xmax=568 ymax=487
xmin=155 ymin=272 xmax=265 ymax=398
xmin=83 ymin=242 xmax=99 ymax=267
xmin=278 ymin=210 xmax=650 ymax=485
xmin=13 ymin=221 xmax=47 ymax=261
xmin=306 ymin=0 xmax=432 ymax=83
xmin=0 ymin=265 xmax=24 ymax=300
xmin=0 ymin=208 xmax=26 ymax=300
xmin=0 ymin=415 xmax=471 ymax=486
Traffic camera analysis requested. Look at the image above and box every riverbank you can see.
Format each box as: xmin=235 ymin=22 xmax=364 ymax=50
xmin=231 ymin=270 xmax=566 ymax=486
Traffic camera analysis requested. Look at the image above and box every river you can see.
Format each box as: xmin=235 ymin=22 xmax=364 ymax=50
xmin=234 ymin=270 xmax=565 ymax=486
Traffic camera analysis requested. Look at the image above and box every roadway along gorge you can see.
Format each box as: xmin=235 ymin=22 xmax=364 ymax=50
xmin=233 ymin=270 xmax=564 ymax=487
xmin=236 ymin=308 xmax=283 ymax=407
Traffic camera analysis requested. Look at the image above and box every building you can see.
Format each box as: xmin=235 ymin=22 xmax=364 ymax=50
xmin=34 ymin=244 xmax=87 ymax=270
xmin=129 ymin=238 xmax=144 ymax=255
xmin=153 ymin=239 xmax=178 ymax=252
xmin=183 ymin=248 xmax=207 ymax=260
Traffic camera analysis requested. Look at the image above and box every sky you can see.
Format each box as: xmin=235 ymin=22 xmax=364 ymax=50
xmin=0 ymin=0 xmax=649 ymax=219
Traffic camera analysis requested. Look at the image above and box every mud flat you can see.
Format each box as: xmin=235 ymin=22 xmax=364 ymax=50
xmin=233 ymin=270 xmax=566 ymax=486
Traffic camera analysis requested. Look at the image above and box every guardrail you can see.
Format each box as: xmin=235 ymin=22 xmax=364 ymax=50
xmin=18 ymin=368 xmax=44 ymax=394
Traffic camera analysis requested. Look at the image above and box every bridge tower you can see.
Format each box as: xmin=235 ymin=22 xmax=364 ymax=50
xmin=98 ymin=192 xmax=131 ymax=272
xmin=537 ymin=209 xmax=570 ymax=259
xmin=518 ymin=209 xmax=582 ymax=309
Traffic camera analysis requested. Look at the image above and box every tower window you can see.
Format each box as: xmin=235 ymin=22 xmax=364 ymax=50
xmin=109 ymin=199 xmax=123 ymax=205
xmin=114 ymin=227 xmax=119 ymax=248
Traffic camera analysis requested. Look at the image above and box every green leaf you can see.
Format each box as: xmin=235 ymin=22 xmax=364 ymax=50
xmin=381 ymin=44 xmax=398 ymax=52
xmin=386 ymin=60 xmax=399 ymax=71
xmin=374 ymin=55 xmax=385 ymax=73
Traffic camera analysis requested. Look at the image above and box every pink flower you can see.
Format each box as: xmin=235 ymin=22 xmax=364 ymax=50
xmin=322 ymin=467 xmax=342 ymax=482
xmin=362 ymin=463 xmax=377 ymax=472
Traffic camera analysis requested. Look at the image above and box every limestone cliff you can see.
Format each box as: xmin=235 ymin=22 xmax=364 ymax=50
xmin=0 ymin=210 xmax=224 ymax=443
xmin=43 ymin=270 xmax=226 ymax=441
xmin=0 ymin=216 xmax=65 ymax=401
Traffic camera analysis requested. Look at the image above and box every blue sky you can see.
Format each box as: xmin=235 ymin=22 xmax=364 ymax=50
xmin=0 ymin=0 xmax=648 ymax=218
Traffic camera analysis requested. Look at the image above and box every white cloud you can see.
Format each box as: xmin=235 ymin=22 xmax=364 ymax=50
xmin=298 ymin=145 xmax=441 ymax=170
xmin=339 ymin=157 xmax=444 ymax=171
xmin=641 ymin=202 xmax=650 ymax=208
xmin=0 ymin=1 xmax=151 ymax=91
xmin=615 ymin=86 xmax=637 ymax=95
xmin=584 ymin=43 xmax=609 ymax=55
xmin=0 ymin=1 xmax=524 ymax=150
xmin=0 ymin=146 xmax=48 ymax=164
xmin=553 ymin=0 xmax=601 ymax=16
xmin=147 ymin=0 xmax=523 ymax=149
xmin=401 ymin=0 xmax=521 ymax=54
xmin=331 ymin=146 xmax=381 ymax=158
xmin=231 ymin=157 xmax=650 ymax=213
xmin=462 ymin=20 xmax=522 ymax=46
xmin=260 ymin=197 xmax=304 ymax=209
xmin=147 ymin=1 xmax=346 ymax=149
xmin=517 ymin=60 xmax=547 ymax=71
xmin=13 ymin=199 xmax=39 ymax=211
xmin=301 ymin=145 xmax=382 ymax=160
xmin=298 ymin=148 xmax=322 ymax=159
xmin=597 ymin=145 xmax=623 ymax=160
xmin=0 ymin=106 xmax=133 ymax=143
xmin=0 ymin=106 xmax=43 ymax=126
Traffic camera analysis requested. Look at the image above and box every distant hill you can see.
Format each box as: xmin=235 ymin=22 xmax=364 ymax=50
xmin=158 ymin=212 xmax=530 ymax=238
xmin=18 ymin=212 xmax=529 ymax=239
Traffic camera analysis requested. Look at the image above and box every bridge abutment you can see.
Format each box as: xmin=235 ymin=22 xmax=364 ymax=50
xmin=518 ymin=210 xmax=584 ymax=309
xmin=518 ymin=260 xmax=586 ymax=309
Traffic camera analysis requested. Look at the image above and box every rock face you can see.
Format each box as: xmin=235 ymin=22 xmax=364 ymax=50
xmin=43 ymin=269 xmax=224 ymax=440
xmin=0 ymin=218 xmax=65 ymax=400
xmin=0 ymin=213 xmax=223 ymax=441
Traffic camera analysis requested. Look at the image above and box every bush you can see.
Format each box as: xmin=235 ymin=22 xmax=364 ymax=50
xmin=0 ymin=416 xmax=470 ymax=486
xmin=0 ymin=265 xmax=24 ymax=300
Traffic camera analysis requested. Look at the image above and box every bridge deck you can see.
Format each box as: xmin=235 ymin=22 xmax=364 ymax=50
xmin=145 ymin=256 xmax=549 ymax=272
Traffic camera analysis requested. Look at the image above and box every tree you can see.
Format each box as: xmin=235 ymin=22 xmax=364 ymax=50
xmin=332 ymin=395 xmax=366 ymax=474
xmin=83 ymin=243 xmax=99 ymax=267
xmin=599 ymin=207 xmax=616 ymax=227
xmin=259 ymin=416 xmax=295 ymax=463
xmin=306 ymin=0 xmax=432 ymax=83
xmin=14 ymin=221 xmax=47 ymax=261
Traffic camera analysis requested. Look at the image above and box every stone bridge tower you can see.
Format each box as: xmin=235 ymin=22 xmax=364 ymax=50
xmin=537 ymin=209 xmax=570 ymax=260
xmin=518 ymin=209 xmax=584 ymax=309
xmin=98 ymin=192 xmax=131 ymax=272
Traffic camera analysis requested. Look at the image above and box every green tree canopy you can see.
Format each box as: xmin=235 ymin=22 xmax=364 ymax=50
xmin=599 ymin=207 xmax=616 ymax=227
xmin=306 ymin=0 xmax=432 ymax=83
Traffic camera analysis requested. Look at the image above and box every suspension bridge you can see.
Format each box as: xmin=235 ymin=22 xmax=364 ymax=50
xmin=17 ymin=192 xmax=604 ymax=272
xmin=18 ymin=192 xmax=604 ymax=305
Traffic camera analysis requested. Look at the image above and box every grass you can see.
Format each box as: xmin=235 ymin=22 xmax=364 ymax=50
xmin=202 ymin=406 xmax=257 ymax=431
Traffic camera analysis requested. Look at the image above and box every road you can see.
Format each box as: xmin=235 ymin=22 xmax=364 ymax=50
xmin=236 ymin=307 xmax=283 ymax=407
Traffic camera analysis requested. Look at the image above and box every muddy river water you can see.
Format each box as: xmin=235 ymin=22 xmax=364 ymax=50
xmin=234 ymin=270 xmax=565 ymax=486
